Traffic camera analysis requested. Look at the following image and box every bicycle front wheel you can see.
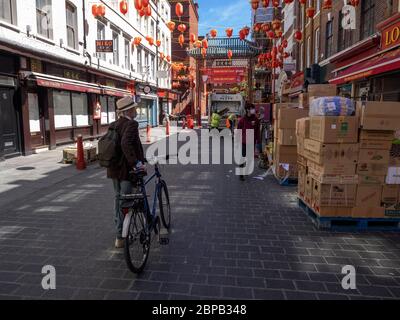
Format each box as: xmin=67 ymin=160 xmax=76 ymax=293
xmin=124 ymin=209 xmax=151 ymax=274
xmin=158 ymin=180 xmax=171 ymax=230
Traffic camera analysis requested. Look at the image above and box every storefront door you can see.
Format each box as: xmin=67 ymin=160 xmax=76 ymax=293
xmin=28 ymin=93 xmax=46 ymax=148
xmin=0 ymin=88 xmax=19 ymax=156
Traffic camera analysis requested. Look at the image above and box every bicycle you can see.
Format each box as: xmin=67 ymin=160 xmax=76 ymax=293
xmin=120 ymin=156 xmax=171 ymax=274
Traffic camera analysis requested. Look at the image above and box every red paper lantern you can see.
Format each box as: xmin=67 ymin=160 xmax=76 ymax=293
xmin=210 ymin=29 xmax=217 ymax=38
xmin=167 ymin=21 xmax=175 ymax=32
xmin=133 ymin=37 xmax=142 ymax=46
xmin=97 ymin=5 xmax=106 ymax=17
xmin=156 ymin=40 xmax=161 ymax=47
xmin=226 ymin=28 xmax=233 ymax=38
xmin=227 ymin=49 xmax=233 ymax=60
xmin=178 ymin=34 xmax=185 ymax=47
xmin=294 ymin=30 xmax=303 ymax=42
xmin=119 ymin=1 xmax=128 ymax=15
xmin=178 ymin=24 xmax=186 ymax=33
xmin=175 ymin=2 xmax=183 ymax=17
xmin=134 ymin=0 xmax=142 ymax=11
xmin=190 ymin=33 xmax=196 ymax=44
xmin=251 ymin=0 xmax=259 ymax=10
xmin=322 ymin=0 xmax=332 ymax=10
xmin=166 ymin=55 xmax=171 ymax=63
xmin=202 ymin=39 xmax=208 ymax=49
xmin=145 ymin=5 xmax=151 ymax=16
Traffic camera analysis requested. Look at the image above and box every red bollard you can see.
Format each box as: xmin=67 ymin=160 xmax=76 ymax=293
xmin=166 ymin=120 xmax=170 ymax=136
xmin=146 ymin=124 xmax=151 ymax=143
xmin=76 ymin=135 xmax=86 ymax=170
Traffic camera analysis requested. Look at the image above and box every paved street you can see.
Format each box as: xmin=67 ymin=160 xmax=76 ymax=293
xmin=1 ymin=131 xmax=400 ymax=300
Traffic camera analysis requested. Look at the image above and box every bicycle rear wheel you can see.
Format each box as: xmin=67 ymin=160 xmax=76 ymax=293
xmin=124 ymin=209 xmax=151 ymax=274
xmin=158 ymin=180 xmax=171 ymax=230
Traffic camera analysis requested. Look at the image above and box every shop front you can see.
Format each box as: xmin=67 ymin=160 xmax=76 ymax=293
xmin=158 ymin=89 xmax=178 ymax=123
xmin=0 ymin=52 xmax=21 ymax=158
xmin=329 ymin=13 xmax=400 ymax=102
xmin=21 ymin=62 xmax=133 ymax=154
xmin=136 ymin=83 xmax=158 ymax=128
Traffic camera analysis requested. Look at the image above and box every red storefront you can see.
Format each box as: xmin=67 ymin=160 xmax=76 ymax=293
xmin=329 ymin=13 xmax=400 ymax=102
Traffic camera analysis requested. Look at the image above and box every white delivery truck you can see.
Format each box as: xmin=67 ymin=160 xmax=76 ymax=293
xmin=208 ymin=93 xmax=245 ymax=130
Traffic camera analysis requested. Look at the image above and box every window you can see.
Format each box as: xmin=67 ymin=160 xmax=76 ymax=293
xmin=137 ymin=47 xmax=142 ymax=73
xmin=145 ymin=52 xmax=149 ymax=76
xmin=314 ymin=28 xmax=320 ymax=64
xmin=36 ymin=0 xmax=53 ymax=39
xmin=151 ymin=20 xmax=155 ymax=39
xmin=300 ymin=42 xmax=304 ymax=71
xmin=124 ymin=38 xmax=130 ymax=70
xmin=0 ymin=0 xmax=17 ymax=25
xmin=97 ymin=21 xmax=106 ymax=61
xmin=66 ymin=1 xmax=78 ymax=49
xmin=307 ymin=36 xmax=311 ymax=68
xmin=325 ymin=20 xmax=334 ymax=58
xmin=150 ymin=54 xmax=155 ymax=80
xmin=361 ymin=0 xmax=375 ymax=40
xmin=338 ymin=11 xmax=353 ymax=51
xmin=112 ymin=31 xmax=119 ymax=66
xmin=99 ymin=96 xmax=116 ymax=125
xmin=53 ymin=91 xmax=89 ymax=128
xmin=316 ymin=0 xmax=320 ymax=13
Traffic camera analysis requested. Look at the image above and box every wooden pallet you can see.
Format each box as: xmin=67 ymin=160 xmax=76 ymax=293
xmin=298 ymin=198 xmax=400 ymax=231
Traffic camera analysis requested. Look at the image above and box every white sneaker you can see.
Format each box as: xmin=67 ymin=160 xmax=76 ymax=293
xmin=115 ymin=238 xmax=125 ymax=249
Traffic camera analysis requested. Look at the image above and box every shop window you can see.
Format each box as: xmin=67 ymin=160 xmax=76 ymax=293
xmin=66 ymin=1 xmax=78 ymax=50
xmin=306 ymin=36 xmax=311 ymax=68
xmin=100 ymin=96 xmax=116 ymax=125
xmin=137 ymin=47 xmax=142 ymax=73
xmin=54 ymin=91 xmax=72 ymax=128
xmin=28 ymin=93 xmax=40 ymax=133
xmin=36 ymin=0 xmax=53 ymax=39
xmin=361 ymin=0 xmax=375 ymax=40
xmin=314 ymin=28 xmax=320 ymax=64
xmin=0 ymin=0 xmax=17 ymax=25
xmin=72 ymin=93 xmax=89 ymax=127
xmin=53 ymin=91 xmax=89 ymax=129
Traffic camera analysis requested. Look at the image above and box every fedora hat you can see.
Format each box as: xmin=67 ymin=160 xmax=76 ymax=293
xmin=116 ymin=96 xmax=138 ymax=113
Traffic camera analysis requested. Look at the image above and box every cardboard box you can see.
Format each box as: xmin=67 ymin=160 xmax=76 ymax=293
xmin=308 ymin=166 xmax=358 ymax=184
xmin=275 ymin=144 xmax=298 ymax=163
xmin=298 ymin=164 xmax=307 ymax=198
xmin=278 ymin=129 xmax=297 ymax=146
xmin=273 ymin=103 xmax=300 ymax=120
xmin=297 ymin=136 xmax=305 ymax=156
xmin=358 ymin=175 xmax=386 ymax=185
xmin=357 ymin=163 xmax=389 ymax=176
xmin=308 ymin=161 xmax=357 ymax=176
xmin=358 ymin=101 xmax=400 ymax=131
xmin=312 ymin=180 xmax=357 ymax=207
xmin=296 ymin=118 xmax=310 ymax=139
xmin=359 ymin=130 xmax=395 ymax=141
xmin=386 ymin=167 xmax=400 ymax=184
xmin=382 ymin=185 xmax=399 ymax=205
xmin=314 ymin=206 xmax=353 ymax=218
xmin=304 ymin=139 xmax=359 ymax=165
xmin=352 ymin=207 xmax=385 ymax=218
xmin=304 ymin=175 xmax=313 ymax=204
xmin=278 ymin=108 xmax=309 ymax=129
xmin=308 ymin=84 xmax=337 ymax=97
xmin=297 ymin=154 xmax=308 ymax=167
xmin=310 ymin=116 xmax=359 ymax=143
xmin=360 ymin=140 xmax=393 ymax=150
xmin=356 ymin=185 xmax=382 ymax=207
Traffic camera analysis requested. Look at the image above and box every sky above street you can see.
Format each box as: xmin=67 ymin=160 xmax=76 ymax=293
xmin=197 ymin=0 xmax=252 ymax=37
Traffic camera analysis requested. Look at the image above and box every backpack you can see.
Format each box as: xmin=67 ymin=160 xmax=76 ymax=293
xmin=98 ymin=122 xmax=122 ymax=168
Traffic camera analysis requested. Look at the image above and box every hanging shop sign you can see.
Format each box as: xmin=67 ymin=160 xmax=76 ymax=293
xmin=96 ymin=40 xmax=114 ymax=53
xmin=341 ymin=4 xmax=356 ymax=30
xmin=136 ymin=83 xmax=156 ymax=95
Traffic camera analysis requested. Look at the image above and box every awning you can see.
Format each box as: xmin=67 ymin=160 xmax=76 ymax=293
xmin=330 ymin=47 xmax=400 ymax=85
xmin=30 ymin=72 xmax=102 ymax=94
xmin=25 ymin=72 xmax=133 ymax=97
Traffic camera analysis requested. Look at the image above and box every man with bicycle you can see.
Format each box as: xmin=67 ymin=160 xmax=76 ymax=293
xmin=107 ymin=96 xmax=146 ymax=249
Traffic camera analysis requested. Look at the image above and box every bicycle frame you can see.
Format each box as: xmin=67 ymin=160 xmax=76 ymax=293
xmin=139 ymin=164 xmax=162 ymax=222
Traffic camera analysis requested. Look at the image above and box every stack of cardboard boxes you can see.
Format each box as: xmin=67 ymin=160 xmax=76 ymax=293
xmin=297 ymin=98 xmax=400 ymax=218
xmin=273 ymin=103 xmax=308 ymax=179
xmin=356 ymin=102 xmax=400 ymax=217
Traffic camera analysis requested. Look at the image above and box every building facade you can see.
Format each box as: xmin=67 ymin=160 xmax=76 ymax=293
xmin=0 ymin=0 xmax=172 ymax=158
xmin=168 ymin=0 xmax=199 ymax=116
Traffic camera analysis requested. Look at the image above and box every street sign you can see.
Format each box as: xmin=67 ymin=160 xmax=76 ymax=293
xmin=96 ymin=40 xmax=113 ymax=53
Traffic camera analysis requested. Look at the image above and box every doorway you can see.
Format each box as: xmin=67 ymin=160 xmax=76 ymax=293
xmin=0 ymin=88 xmax=20 ymax=157
xmin=28 ymin=92 xmax=47 ymax=148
